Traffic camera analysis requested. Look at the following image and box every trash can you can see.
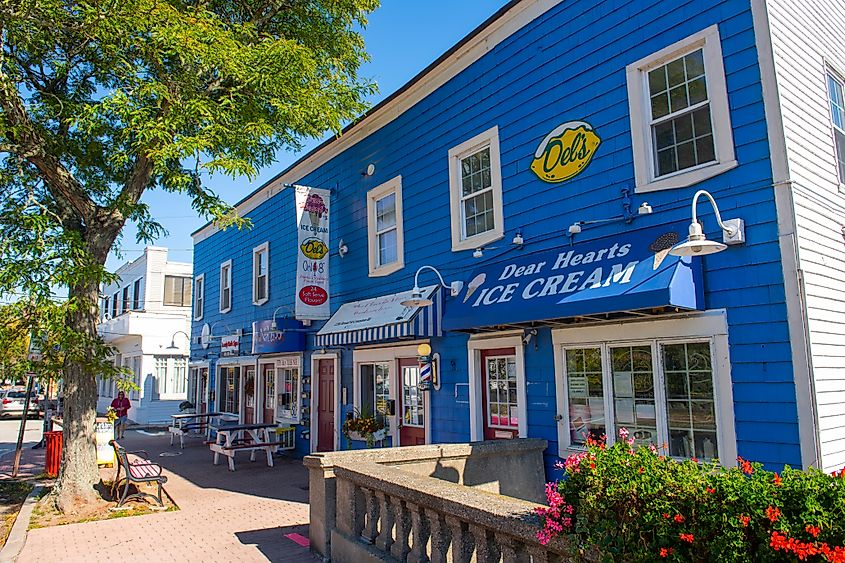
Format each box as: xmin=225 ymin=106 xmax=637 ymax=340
xmin=45 ymin=430 xmax=63 ymax=477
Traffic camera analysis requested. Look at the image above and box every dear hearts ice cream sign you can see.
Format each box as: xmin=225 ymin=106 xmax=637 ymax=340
xmin=295 ymin=185 xmax=331 ymax=320
xmin=442 ymin=225 xmax=703 ymax=331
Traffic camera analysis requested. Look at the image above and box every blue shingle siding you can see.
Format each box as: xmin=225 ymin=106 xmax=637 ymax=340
xmin=191 ymin=0 xmax=808 ymax=474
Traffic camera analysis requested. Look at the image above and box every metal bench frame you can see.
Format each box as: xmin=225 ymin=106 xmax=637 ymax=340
xmin=110 ymin=440 xmax=168 ymax=508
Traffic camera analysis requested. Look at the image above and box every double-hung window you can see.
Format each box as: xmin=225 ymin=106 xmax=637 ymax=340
xmin=112 ymin=292 xmax=119 ymax=317
xmin=122 ymin=287 xmax=130 ymax=312
xmin=219 ymin=260 xmax=232 ymax=313
xmin=448 ymin=126 xmax=504 ymax=251
xmin=554 ymin=314 xmax=736 ymax=463
xmin=627 ymin=25 xmax=736 ymax=192
xmin=163 ymin=275 xmax=192 ymax=307
xmin=827 ymin=71 xmax=845 ymax=185
xmin=367 ymin=176 xmax=404 ymax=276
xmin=132 ymin=278 xmax=142 ymax=310
xmin=103 ymin=297 xmax=110 ymax=320
xmin=252 ymin=243 xmax=269 ymax=305
xmin=194 ymin=274 xmax=204 ymax=321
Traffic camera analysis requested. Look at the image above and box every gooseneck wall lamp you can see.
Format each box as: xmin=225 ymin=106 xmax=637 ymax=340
xmin=167 ymin=330 xmax=191 ymax=350
xmin=669 ymin=190 xmax=746 ymax=257
xmin=400 ymin=265 xmax=464 ymax=308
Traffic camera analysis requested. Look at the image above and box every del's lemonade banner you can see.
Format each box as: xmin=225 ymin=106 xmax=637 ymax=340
xmin=441 ymin=225 xmax=703 ymax=331
xmin=295 ymin=185 xmax=331 ymax=320
xmin=530 ymin=121 xmax=600 ymax=183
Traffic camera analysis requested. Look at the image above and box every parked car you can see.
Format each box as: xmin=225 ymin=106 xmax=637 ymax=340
xmin=0 ymin=390 xmax=40 ymax=418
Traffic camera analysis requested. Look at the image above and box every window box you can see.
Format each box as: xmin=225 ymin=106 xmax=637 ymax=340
xmin=345 ymin=428 xmax=388 ymax=443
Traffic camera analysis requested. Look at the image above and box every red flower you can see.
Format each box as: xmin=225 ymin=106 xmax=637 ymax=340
xmin=663 ymin=513 xmax=671 ymax=519
xmin=737 ymin=456 xmax=754 ymax=474
xmin=773 ymin=473 xmax=782 ymax=486
xmin=766 ymin=506 xmax=781 ymax=523
xmin=679 ymin=533 xmax=694 ymax=543
xmin=674 ymin=514 xmax=685 ymax=524
xmin=706 ymin=487 xmax=716 ymax=494
xmin=659 ymin=547 xmax=674 ymax=557
xmin=691 ymin=457 xmax=699 ymax=463
xmin=806 ymin=525 xmax=820 ymax=538
xmin=739 ymin=514 xmax=751 ymax=527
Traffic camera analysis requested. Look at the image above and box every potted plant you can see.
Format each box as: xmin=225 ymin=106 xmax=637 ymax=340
xmin=343 ymin=407 xmax=388 ymax=447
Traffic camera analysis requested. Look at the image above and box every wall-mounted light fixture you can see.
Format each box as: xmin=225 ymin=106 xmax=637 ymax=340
xmin=167 ymin=330 xmax=190 ymax=350
xmin=512 ymin=231 xmax=524 ymax=246
xmin=638 ymin=202 xmax=653 ymax=215
xmin=669 ymin=190 xmax=745 ymax=256
xmin=362 ymin=163 xmax=376 ymax=177
xmin=400 ymin=266 xmax=463 ymax=307
xmin=338 ymin=239 xmax=348 ymax=258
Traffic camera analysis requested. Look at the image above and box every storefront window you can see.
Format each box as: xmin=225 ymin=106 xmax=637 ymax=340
xmin=611 ymin=345 xmax=657 ymax=448
xmin=360 ymin=362 xmax=391 ymax=417
xmin=564 ymin=348 xmax=605 ymax=445
xmin=402 ymin=365 xmax=423 ymax=427
xmin=662 ymin=342 xmax=717 ymax=459
xmin=220 ymin=366 xmax=240 ymax=414
xmin=277 ymin=368 xmax=299 ymax=419
xmin=486 ymin=356 xmax=518 ymax=428
xmin=264 ymin=368 xmax=275 ymax=411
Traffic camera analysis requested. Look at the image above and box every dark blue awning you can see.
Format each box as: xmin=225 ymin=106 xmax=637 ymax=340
xmin=442 ymin=224 xmax=703 ymax=331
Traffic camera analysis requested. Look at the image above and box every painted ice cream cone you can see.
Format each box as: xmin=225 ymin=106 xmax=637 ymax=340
xmin=649 ymin=232 xmax=680 ymax=270
xmin=463 ymin=273 xmax=486 ymax=303
xmin=309 ymin=211 xmax=320 ymax=226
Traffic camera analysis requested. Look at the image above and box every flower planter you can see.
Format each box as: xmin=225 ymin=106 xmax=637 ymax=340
xmin=346 ymin=428 xmax=388 ymax=443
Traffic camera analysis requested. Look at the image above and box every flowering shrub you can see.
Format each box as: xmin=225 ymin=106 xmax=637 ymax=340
xmin=342 ymin=407 xmax=388 ymax=448
xmin=536 ymin=429 xmax=845 ymax=562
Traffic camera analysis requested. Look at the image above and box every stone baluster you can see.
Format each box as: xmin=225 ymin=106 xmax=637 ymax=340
xmin=470 ymin=524 xmax=500 ymax=563
xmin=428 ymin=512 xmax=451 ymax=563
xmin=445 ymin=515 xmax=474 ymax=563
xmin=375 ymin=491 xmax=395 ymax=552
xmin=407 ymin=502 xmax=431 ymax=563
xmin=526 ymin=544 xmax=552 ymax=563
xmin=390 ymin=497 xmax=412 ymax=560
xmin=335 ymin=477 xmax=365 ymax=538
xmin=496 ymin=533 xmax=531 ymax=563
xmin=361 ymin=487 xmax=379 ymax=544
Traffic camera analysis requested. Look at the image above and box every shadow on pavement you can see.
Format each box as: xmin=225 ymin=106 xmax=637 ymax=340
xmin=235 ymin=524 xmax=318 ymax=562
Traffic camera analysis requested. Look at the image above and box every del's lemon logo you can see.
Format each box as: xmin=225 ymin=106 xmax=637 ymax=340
xmin=300 ymin=238 xmax=328 ymax=260
xmin=530 ymin=121 xmax=601 ymax=183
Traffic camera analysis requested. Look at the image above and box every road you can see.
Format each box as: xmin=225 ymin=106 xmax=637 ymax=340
xmin=0 ymin=418 xmax=44 ymax=462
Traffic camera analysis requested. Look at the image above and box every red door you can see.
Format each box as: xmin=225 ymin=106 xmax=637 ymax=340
xmin=199 ymin=368 xmax=208 ymax=413
xmin=481 ymin=348 xmax=519 ymax=440
xmin=317 ymin=359 xmax=335 ymax=452
xmin=399 ymin=359 xmax=425 ymax=446
xmin=244 ymin=366 xmax=256 ymax=424
xmin=261 ymin=364 xmax=275 ymax=423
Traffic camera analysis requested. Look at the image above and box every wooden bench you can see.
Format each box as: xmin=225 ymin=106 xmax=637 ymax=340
xmin=222 ymin=442 xmax=277 ymax=451
xmin=110 ymin=440 xmax=167 ymax=509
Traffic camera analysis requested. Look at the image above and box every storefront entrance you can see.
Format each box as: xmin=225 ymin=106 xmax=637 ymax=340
xmin=244 ymin=365 xmax=256 ymax=424
xmin=317 ymin=359 xmax=335 ymax=452
xmin=261 ymin=363 xmax=275 ymax=424
xmin=481 ymin=348 xmax=519 ymax=440
xmin=399 ymin=358 xmax=425 ymax=446
xmin=199 ymin=367 xmax=208 ymax=413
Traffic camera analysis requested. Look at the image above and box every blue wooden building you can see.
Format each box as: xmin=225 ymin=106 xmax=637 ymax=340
xmin=189 ymin=0 xmax=845 ymax=474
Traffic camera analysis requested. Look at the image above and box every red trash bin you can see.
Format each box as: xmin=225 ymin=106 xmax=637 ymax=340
xmin=44 ymin=431 xmax=63 ymax=477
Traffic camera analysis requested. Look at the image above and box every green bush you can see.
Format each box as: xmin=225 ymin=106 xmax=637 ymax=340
xmin=537 ymin=430 xmax=845 ymax=562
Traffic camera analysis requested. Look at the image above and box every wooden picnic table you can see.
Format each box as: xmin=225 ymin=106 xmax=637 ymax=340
xmin=168 ymin=412 xmax=237 ymax=448
xmin=209 ymin=422 xmax=278 ymax=471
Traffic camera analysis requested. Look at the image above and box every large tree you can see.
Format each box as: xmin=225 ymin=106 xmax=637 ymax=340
xmin=0 ymin=0 xmax=377 ymax=511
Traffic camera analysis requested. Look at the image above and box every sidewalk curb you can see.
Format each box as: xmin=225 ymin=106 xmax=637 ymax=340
xmin=0 ymin=484 xmax=43 ymax=563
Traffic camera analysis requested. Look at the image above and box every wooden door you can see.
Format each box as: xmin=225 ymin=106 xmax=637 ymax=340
xmin=261 ymin=364 xmax=276 ymax=423
xmin=317 ymin=359 xmax=335 ymax=452
xmin=199 ymin=368 xmax=208 ymax=414
xmin=399 ymin=358 xmax=425 ymax=446
xmin=481 ymin=348 xmax=519 ymax=440
xmin=244 ymin=365 xmax=256 ymax=424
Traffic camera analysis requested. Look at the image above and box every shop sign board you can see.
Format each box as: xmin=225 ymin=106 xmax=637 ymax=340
xmin=442 ymin=224 xmax=703 ymax=331
xmin=294 ymin=185 xmax=331 ymax=320
xmin=251 ymin=319 xmax=306 ymax=355
xmin=95 ymin=419 xmax=115 ymax=466
xmin=221 ymin=334 xmax=240 ymax=357
xmin=530 ymin=121 xmax=601 ymax=183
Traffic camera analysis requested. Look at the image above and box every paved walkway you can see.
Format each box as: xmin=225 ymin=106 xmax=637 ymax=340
xmin=16 ymin=429 xmax=315 ymax=562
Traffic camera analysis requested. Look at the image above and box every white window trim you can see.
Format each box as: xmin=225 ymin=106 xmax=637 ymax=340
xmin=824 ymin=65 xmax=845 ymax=192
xmin=252 ymin=242 xmax=269 ymax=306
xmin=189 ymin=361 xmax=210 ymax=409
xmin=627 ymin=25 xmax=737 ymax=193
xmin=155 ymin=355 xmax=189 ymax=401
xmin=367 ymin=175 xmax=405 ymax=277
xmin=353 ymin=343 xmax=432 ymax=446
xmin=194 ymin=273 xmax=205 ymax=321
xmin=448 ymin=125 xmax=505 ymax=251
xmin=219 ymin=259 xmax=232 ymax=314
xmin=551 ymin=310 xmax=737 ymax=465
xmin=467 ymin=332 xmax=527 ymax=441
xmin=310 ymin=352 xmax=341 ymax=453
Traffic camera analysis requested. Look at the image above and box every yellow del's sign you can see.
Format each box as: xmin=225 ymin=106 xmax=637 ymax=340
xmin=300 ymin=237 xmax=328 ymax=260
xmin=530 ymin=121 xmax=601 ymax=183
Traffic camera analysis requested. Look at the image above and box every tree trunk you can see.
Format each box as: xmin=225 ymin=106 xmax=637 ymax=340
xmin=54 ymin=277 xmax=103 ymax=512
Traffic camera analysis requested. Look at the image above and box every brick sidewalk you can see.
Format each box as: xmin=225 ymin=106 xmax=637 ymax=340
xmin=16 ymin=430 xmax=315 ymax=562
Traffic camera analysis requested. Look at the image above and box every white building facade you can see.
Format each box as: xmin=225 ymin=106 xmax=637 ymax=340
xmin=97 ymin=247 xmax=192 ymax=424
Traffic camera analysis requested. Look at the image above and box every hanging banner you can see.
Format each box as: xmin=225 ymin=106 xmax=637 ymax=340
xmin=295 ymin=185 xmax=331 ymax=320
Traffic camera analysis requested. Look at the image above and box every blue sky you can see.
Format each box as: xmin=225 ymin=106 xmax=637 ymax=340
xmin=108 ymin=1 xmax=504 ymax=271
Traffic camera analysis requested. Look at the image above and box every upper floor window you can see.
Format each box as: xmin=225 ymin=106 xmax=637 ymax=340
xmin=627 ymin=25 xmax=736 ymax=193
xmin=132 ymin=278 xmax=142 ymax=310
xmin=194 ymin=274 xmax=205 ymax=321
xmin=122 ymin=286 xmax=130 ymax=312
xmin=103 ymin=297 xmax=110 ymax=319
xmin=154 ymin=355 xmax=188 ymax=400
xmin=252 ymin=243 xmax=269 ymax=305
xmin=367 ymin=176 xmax=404 ymax=276
xmin=163 ymin=275 xmax=192 ymax=307
xmin=111 ymin=292 xmax=118 ymax=317
xmin=448 ymin=126 xmax=504 ymax=251
xmin=219 ymin=260 xmax=232 ymax=313
xmin=827 ymin=71 xmax=845 ymax=185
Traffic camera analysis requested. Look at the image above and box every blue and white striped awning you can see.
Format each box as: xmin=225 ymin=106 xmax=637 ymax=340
xmin=315 ymin=285 xmax=443 ymax=347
